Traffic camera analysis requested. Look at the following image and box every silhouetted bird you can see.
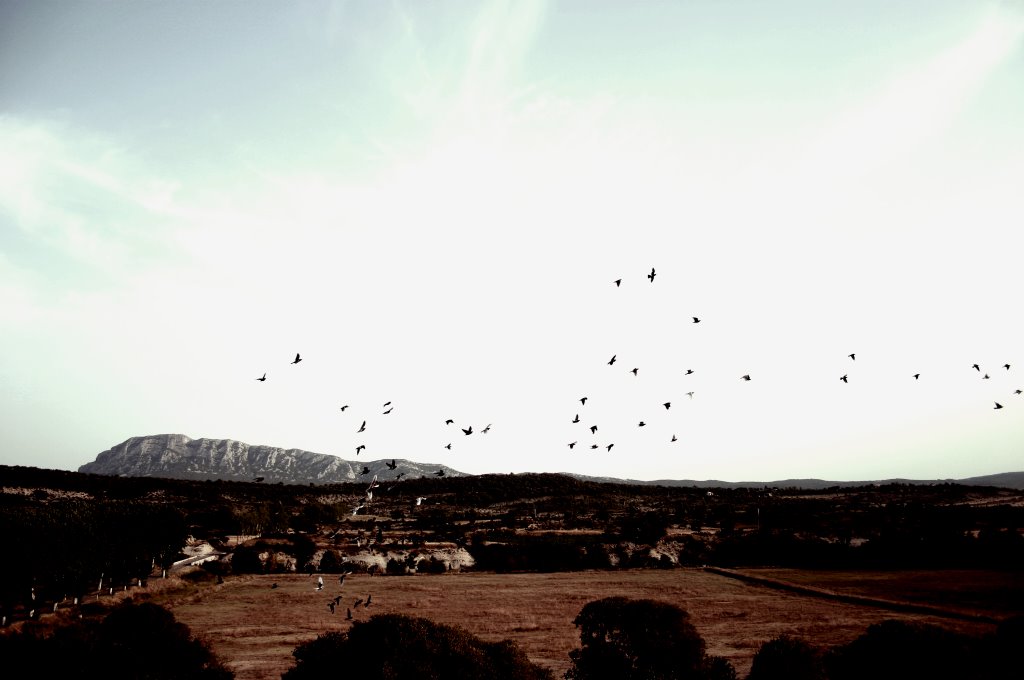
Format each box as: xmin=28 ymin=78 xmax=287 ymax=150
xmin=572 ymin=414 xmax=580 ymax=423
xmin=445 ymin=419 xmax=454 ymax=425
xmin=1015 ymin=389 xmax=1022 ymax=395
xmin=692 ymin=317 xmax=700 ymax=324
xmin=435 ymin=469 xmax=445 ymax=477
xmin=462 ymin=426 xmax=473 ymax=435
xmin=686 ymin=392 xmax=694 ymax=399
xmin=383 ymin=401 xmax=391 ymax=407
xmin=580 ymin=397 xmax=588 ymax=405
xmin=608 ymin=355 xmax=617 ymax=365
xmin=328 ymin=601 xmax=335 ymax=614
xmin=590 ymin=444 xmax=598 ymax=449
xmin=848 ymin=353 xmax=855 ymax=361
xmin=994 ymin=402 xmax=1003 ymax=410
xmin=292 ymin=353 xmax=302 ymax=364
xmin=671 ymin=435 xmax=677 ymax=442
xmin=615 ymin=278 xmax=621 ymax=287
xmin=569 ymin=442 xmax=577 ymax=449
xmin=638 ymin=421 xmax=646 ymax=427
xmin=840 ymin=375 xmax=848 ymax=383
xmin=360 ymin=466 xmax=370 ymax=475
xmin=1005 ymin=364 xmax=1011 ymax=370
xmin=482 ymin=424 xmax=492 ymax=433
xmin=663 ymin=402 xmax=671 ymax=409
xmin=445 ymin=443 xmax=452 ymax=450
xmin=685 ymin=369 xmax=694 ymax=375
xmin=606 ymin=444 xmax=614 ymax=451
xmin=913 ymin=374 xmax=920 ymax=379
xmin=340 ymin=405 xmax=349 ymax=411
xmin=256 ymin=373 xmax=266 ymax=381
xmin=358 ymin=420 xmax=366 ymax=433
xmin=973 ymin=364 xmax=981 ymax=371
xmin=354 ymin=598 xmax=364 ymax=608
xmin=386 ymin=459 xmax=397 ymax=470
xmin=590 ymin=425 xmax=598 ymax=434
xmin=271 ymin=583 xmax=278 ymax=589
xmin=346 ymin=608 xmax=353 ymax=620
xmin=648 ymin=267 xmax=656 ymax=282
xmin=395 ymin=472 xmax=406 ymax=480
xmin=383 ymin=407 xmax=393 ymax=415
xmin=984 ymin=374 xmax=991 ymax=379
xmin=355 ymin=445 xmax=365 ymax=455
xmin=334 ymin=594 xmax=343 ymax=604
xmin=631 ymin=367 xmax=639 ymax=376
xmin=741 ymin=375 xmax=751 ymax=381
xmin=365 ymin=595 xmax=372 ymax=608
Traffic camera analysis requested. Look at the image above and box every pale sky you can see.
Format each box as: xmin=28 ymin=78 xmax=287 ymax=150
xmin=2 ymin=1 xmax=1022 ymax=482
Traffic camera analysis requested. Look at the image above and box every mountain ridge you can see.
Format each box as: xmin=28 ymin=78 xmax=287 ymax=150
xmin=78 ymin=434 xmax=1024 ymax=490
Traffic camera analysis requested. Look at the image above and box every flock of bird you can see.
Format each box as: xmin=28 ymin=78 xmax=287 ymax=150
xmin=252 ymin=267 xmax=1018 ymax=473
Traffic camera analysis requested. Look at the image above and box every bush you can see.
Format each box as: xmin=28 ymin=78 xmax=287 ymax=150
xmin=566 ymin=596 xmax=733 ymax=680
xmin=748 ymin=635 xmax=826 ymax=680
xmin=825 ymin=619 xmax=981 ymax=680
xmin=283 ymin=613 xmax=552 ymax=680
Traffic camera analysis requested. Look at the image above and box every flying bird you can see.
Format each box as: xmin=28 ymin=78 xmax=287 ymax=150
xmin=386 ymin=459 xmax=397 ymax=470
xmin=383 ymin=401 xmax=391 ymax=407
xmin=590 ymin=444 xmax=599 ymax=449
xmin=685 ymin=369 xmax=694 ymax=375
xmin=359 ymin=466 xmax=370 ymax=475
xmin=848 ymin=353 xmax=855 ymax=361
xmin=994 ymin=402 xmax=1003 ymax=409
xmin=340 ymin=405 xmax=349 ymax=411
xmin=614 ymin=278 xmax=622 ymax=287
xmin=435 ymin=469 xmax=446 ymax=477
xmin=572 ymin=414 xmax=580 ymax=423
xmin=462 ymin=426 xmax=473 ymax=435
xmin=256 ymin=373 xmax=266 ymax=382
xmin=692 ymin=317 xmax=700 ymax=324
xmin=973 ymin=364 xmax=981 ymax=371
xmin=1005 ymin=364 xmax=1011 ymax=370
xmin=291 ymin=353 xmax=302 ymax=364
xmin=741 ymin=375 xmax=751 ymax=381
xmin=671 ymin=435 xmax=677 ymax=442
xmin=395 ymin=472 xmax=406 ymax=480
xmin=686 ymin=391 xmax=695 ymax=399
xmin=346 ymin=608 xmax=353 ymax=620
xmin=364 ymin=595 xmax=372 ymax=608
xmin=913 ymin=374 xmax=920 ymax=380
xmin=357 ymin=421 xmax=366 ymax=433
xmin=354 ymin=598 xmax=364 ymax=608
xmin=606 ymin=444 xmax=614 ymax=452
xmin=568 ymin=441 xmax=577 ymax=449
xmin=445 ymin=443 xmax=452 ymax=450
xmin=355 ymin=445 xmax=365 ymax=455
xmin=648 ymin=267 xmax=656 ymax=282
xmin=638 ymin=421 xmax=646 ymax=427
xmin=445 ymin=419 xmax=454 ymax=425
xmin=608 ymin=354 xmax=617 ymax=365
xmin=580 ymin=397 xmax=588 ymax=405
xmin=663 ymin=402 xmax=671 ymax=409
xmin=590 ymin=425 xmax=598 ymax=434
xmin=482 ymin=424 xmax=492 ymax=433
xmin=840 ymin=375 xmax=848 ymax=383
xmin=631 ymin=367 xmax=639 ymax=376
xmin=383 ymin=407 xmax=393 ymax=415
xmin=983 ymin=374 xmax=991 ymax=380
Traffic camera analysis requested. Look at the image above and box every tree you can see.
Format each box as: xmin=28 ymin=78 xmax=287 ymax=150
xmin=283 ymin=613 xmax=552 ymax=680
xmin=826 ymin=619 xmax=981 ymax=680
xmin=566 ymin=597 xmax=732 ymax=680
xmin=748 ymin=635 xmax=826 ymax=680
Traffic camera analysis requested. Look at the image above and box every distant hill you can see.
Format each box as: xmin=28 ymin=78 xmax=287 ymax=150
xmin=78 ymin=434 xmax=466 ymax=484
xmin=78 ymin=434 xmax=1024 ymax=490
xmin=569 ymin=472 xmax=1024 ymax=491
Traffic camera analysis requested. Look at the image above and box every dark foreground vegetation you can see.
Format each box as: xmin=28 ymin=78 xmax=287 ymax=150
xmin=2 ymin=464 xmax=1022 ymax=678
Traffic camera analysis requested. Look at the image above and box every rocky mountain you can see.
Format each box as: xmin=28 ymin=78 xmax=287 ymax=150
xmin=569 ymin=472 xmax=1024 ymax=491
xmin=78 ymin=434 xmax=467 ymax=484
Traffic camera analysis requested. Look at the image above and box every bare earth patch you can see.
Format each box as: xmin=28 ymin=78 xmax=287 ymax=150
xmin=166 ymin=569 xmax=1004 ymax=680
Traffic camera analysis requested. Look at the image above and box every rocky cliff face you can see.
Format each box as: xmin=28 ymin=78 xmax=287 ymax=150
xmin=78 ymin=434 xmax=466 ymax=484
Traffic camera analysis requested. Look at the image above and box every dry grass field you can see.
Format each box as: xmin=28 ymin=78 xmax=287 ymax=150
xmin=164 ymin=568 xmax=1008 ymax=679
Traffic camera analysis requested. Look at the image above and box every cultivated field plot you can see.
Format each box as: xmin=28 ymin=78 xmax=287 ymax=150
xmin=166 ymin=568 xmax=1007 ymax=679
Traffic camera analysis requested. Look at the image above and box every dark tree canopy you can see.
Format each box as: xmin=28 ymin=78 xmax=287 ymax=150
xmin=748 ymin=635 xmax=826 ymax=680
xmin=826 ymin=619 xmax=983 ymax=680
xmin=283 ymin=613 xmax=552 ymax=680
xmin=566 ymin=597 xmax=733 ymax=680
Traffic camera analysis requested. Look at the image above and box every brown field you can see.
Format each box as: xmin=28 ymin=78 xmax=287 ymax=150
xmin=164 ymin=568 xmax=1010 ymax=680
